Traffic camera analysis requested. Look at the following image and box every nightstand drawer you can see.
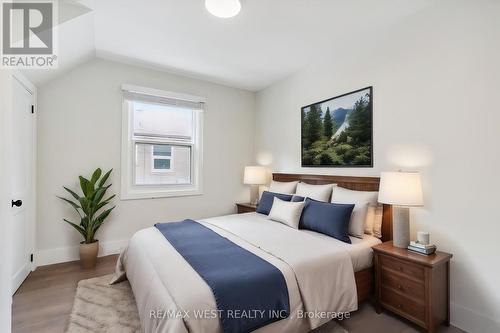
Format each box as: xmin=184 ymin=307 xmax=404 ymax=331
xmin=237 ymin=206 xmax=255 ymax=213
xmin=381 ymin=287 xmax=426 ymax=325
xmin=380 ymin=255 xmax=425 ymax=281
xmin=382 ymin=267 xmax=425 ymax=301
xmin=236 ymin=203 xmax=257 ymax=214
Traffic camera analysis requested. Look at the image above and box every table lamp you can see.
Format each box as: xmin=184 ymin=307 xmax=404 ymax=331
xmin=378 ymin=171 xmax=424 ymax=248
xmin=243 ymin=166 xmax=267 ymax=205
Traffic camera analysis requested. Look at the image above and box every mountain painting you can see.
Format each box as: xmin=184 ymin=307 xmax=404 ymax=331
xmin=301 ymin=87 xmax=373 ymax=167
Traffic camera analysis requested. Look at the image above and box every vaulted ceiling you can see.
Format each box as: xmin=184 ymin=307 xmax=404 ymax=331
xmin=24 ymin=0 xmax=433 ymax=91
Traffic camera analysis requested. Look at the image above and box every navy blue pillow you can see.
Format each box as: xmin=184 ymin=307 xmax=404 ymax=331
xmin=256 ymin=191 xmax=293 ymax=215
xmin=299 ymin=198 xmax=354 ymax=243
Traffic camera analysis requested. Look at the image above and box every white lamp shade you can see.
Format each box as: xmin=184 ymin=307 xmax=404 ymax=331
xmin=243 ymin=166 xmax=267 ymax=185
xmin=205 ymin=0 xmax=241 ymax=18
xmin=378 ymin=171 xmax=423 ymax=206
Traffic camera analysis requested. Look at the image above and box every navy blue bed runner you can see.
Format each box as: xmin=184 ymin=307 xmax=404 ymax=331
xmin=155 ymin=220 xmax=290 ymax=333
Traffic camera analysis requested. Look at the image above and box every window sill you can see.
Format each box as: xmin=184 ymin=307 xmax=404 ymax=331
xmin=120 ymin=188 xmax=203 ymax=200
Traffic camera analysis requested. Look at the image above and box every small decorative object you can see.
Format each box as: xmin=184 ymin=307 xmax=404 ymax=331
xmin=243 ymin=166 xmax=267 ymax=205
xmin=58 ymin=168 xmax=116 ymax=269
xmin=378 ymin=171 xmax=423 ymax=248
xmin=409 ymin=231 xmax=436 ymax=255
xmin=408 ymin=241 xmax=436 ymax=255
xmin=417 ymin=231 xmax=430 ymax=245
xmin=301 ymin=86 xmax=373 ymax=167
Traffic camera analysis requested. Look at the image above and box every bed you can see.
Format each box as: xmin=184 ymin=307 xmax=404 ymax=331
xmin=113 ymin=174 xmax=393 ymax=333
xmin=272 ymin=173 xmax=393 ymax=304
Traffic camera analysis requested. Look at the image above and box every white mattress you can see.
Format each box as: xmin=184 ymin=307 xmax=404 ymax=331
xmin=301 ymin=230 xmax=381 ymax=272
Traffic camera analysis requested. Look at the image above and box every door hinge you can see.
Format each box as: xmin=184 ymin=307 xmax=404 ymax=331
xmin=31 ymin=105 xmax=34 ymax=114
xmin=30 ymin=254 xmax=33 ymax=262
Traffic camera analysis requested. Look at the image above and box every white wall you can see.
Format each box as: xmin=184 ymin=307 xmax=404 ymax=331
xmin=36 ymin=58 xmax=255 ymax=264
xmin=255 ymin=1 xmax=500 ymax=332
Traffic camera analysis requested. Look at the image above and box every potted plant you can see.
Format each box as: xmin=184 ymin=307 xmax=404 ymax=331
xmin=58 ymin=168 xmax=116 ymax=269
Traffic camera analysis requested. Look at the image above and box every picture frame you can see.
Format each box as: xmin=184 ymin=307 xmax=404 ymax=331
xmin=301 ymin=86 xmax=373 ymax=167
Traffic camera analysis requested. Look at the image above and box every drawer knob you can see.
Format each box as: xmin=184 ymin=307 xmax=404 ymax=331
xmin=397 ymin=284 xmax=402 ymax=290
xmin=397 ymin=304 xmax=402 ymax=309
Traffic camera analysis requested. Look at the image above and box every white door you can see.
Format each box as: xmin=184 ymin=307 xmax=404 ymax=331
xmin=11 ymin=77 xmax=35 ymax=294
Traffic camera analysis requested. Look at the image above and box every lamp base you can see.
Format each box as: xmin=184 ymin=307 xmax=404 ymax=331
xmin=249 ymin=185 xmax=259 ymax=206
xmin=393 ymin=206 xmax=410 ymax=248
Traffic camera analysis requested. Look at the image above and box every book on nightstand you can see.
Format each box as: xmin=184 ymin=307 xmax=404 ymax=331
xmin=408 ymin=241 xmax=437 ymax=255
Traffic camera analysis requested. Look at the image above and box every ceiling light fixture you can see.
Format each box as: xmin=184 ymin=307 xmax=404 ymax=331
xmin=205 ymin=0 xmax=241 ymax=18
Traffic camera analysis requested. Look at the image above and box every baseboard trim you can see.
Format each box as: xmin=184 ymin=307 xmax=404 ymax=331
xmin=11 ymin=263 xmax=31 ymax=294
xmin=35 ymin=239 xmax=129 ymax=267
xmin=451 ymin=302 xmax=500 ymax=333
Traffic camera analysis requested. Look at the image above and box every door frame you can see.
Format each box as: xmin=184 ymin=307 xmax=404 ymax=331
xmin=0 ymin=69 xmax=13 ymax=333
xmin=0 ymin=69 xmax=37 ymax=332
xmin=10 ymin=70 xmax=38 ymax=288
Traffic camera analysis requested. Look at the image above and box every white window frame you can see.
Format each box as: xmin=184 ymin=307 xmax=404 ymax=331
xmin=151 ymin=145 xmax=174 ymax=173
xmin=121 ymin=84 xmax=204 ymax=200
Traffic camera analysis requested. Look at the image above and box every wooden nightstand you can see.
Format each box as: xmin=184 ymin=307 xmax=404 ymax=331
xmin=236 ymin=203 xmax=257 ymax=214
xmin=373 ymin=241 xmax=452 ymax=333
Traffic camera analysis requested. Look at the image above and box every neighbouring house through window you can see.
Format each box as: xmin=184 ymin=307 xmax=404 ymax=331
xmin=121 ymin=84 xmax=204 ymax=199
xmin=152 ymin=145 xmax=172 ymax=172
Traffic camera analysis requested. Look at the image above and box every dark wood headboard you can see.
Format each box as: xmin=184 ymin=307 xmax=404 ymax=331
xmin=273 ymin=173 xmax=393 ymax=242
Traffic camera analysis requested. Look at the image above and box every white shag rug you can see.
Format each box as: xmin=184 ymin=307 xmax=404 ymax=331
xmin=67 ymin=275 xmax=347 ymax=333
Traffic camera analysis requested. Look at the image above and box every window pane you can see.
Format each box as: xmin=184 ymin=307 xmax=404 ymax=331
xmin=133 ymin=101 xmax=193 ymax=139
xmin=135 ymin=143 xmax=191 ymax=185
xmin=154 ymin=158 xmax=170 ymax=170
xmin=153 ymin=145 xmax=171 ymax=156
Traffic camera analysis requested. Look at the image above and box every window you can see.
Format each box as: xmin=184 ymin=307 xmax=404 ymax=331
xmin=121 ymin=84 xmax=204 ymax=199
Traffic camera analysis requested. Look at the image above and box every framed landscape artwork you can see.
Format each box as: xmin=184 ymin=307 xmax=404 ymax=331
xmin=301 ymin=86 xmax=373 ymax=167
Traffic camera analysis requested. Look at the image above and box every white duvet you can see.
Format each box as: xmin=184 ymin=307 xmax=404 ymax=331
xmin=112 ymin=212 xmax=358 ymax=333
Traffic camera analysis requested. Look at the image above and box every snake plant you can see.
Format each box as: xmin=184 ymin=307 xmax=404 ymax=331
xmin=58 ymin=168 xmax=116 ymax=244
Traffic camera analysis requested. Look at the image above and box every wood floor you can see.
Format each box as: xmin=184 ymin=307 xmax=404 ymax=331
xmin=12 ymin=255 xmax=466 ymax=333
xmin=12 ymin=255 xmax=117 ymax=333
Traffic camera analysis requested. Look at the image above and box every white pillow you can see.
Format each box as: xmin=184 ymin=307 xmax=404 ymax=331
xmin=365 ymin=204 xmax=376 ymax=235
xmin=268 ymin=197 xmax=305 ymax=229
xmin=295 ymin=182 xmax=336 ymax=202
xmin=367 ymin=203 xmax=384 ymax=238
xmin=269 ymin=180 xmax=299 ymax=194
xmin=331 ymin=186 xmax=378 ymax=238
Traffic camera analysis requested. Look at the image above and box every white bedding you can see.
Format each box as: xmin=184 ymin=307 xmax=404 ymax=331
xmin=113 ymin=212 xmax=359 ymax=333
xmin=301 ymin=230 xmax=381 ymax=272
xmin=347 ymin=234 xmax=381 ymax=272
